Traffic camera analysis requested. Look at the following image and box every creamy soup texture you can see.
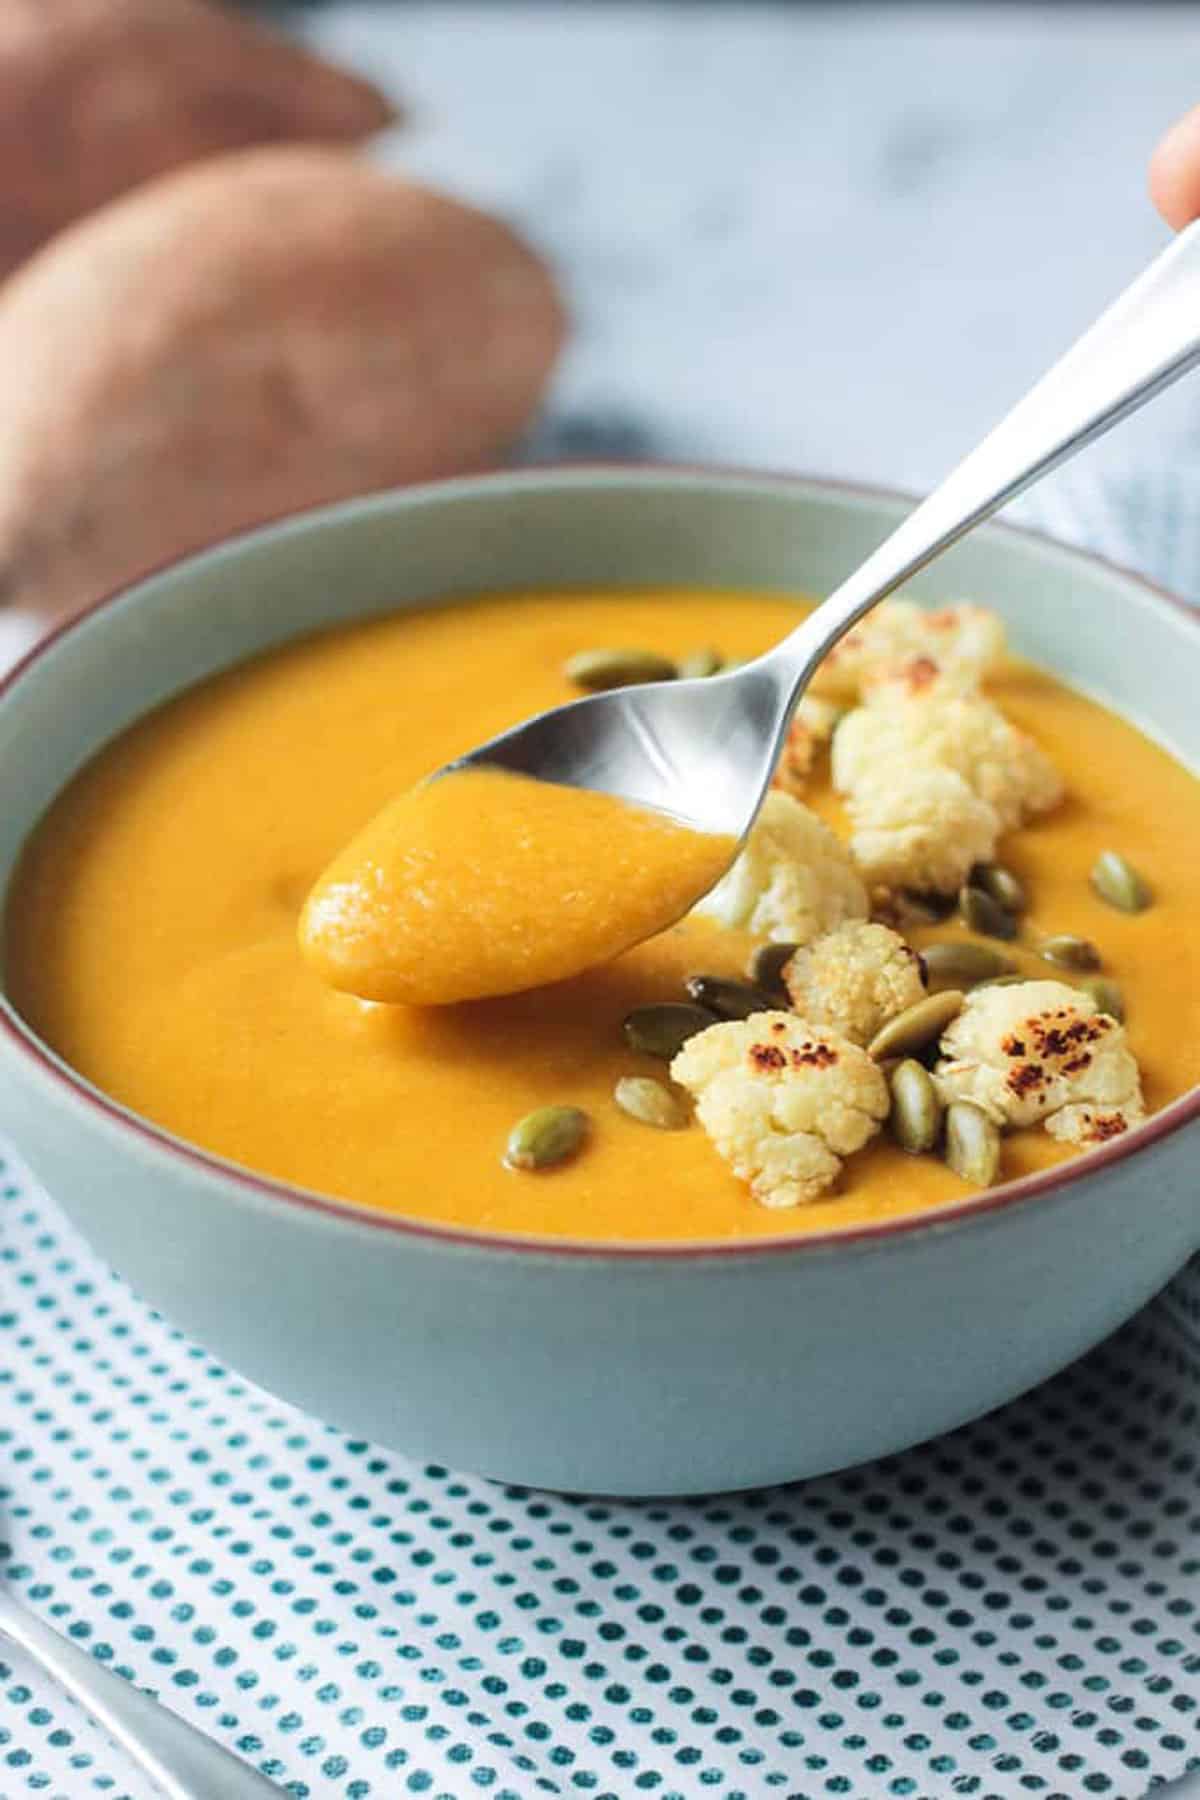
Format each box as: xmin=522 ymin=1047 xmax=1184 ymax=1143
xmin=299 ymin=767 xmax=736 ymax=1005
xmin=7 ymin=588 xmax=1200 ymax=1242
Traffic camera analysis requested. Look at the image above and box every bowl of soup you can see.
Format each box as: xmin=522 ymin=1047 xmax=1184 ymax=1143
xmin=1 ymin=468 xmax=1197 ymax=1495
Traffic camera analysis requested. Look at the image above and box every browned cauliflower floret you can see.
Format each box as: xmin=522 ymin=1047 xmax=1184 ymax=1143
xmin=782 ymin=921 xmax=926 ymax=1047
xmin=671 ymin=1013 xmax=889 ymax=1207
xmin=771 ymin=696 xmax=844 ymax=798
xmin=844 ymin=763 xmax=1000 ymax=895
xmin=832 ymin=689 xmax=1062 ymax=832
xmin=860 ymin=654 xmax=982 ymax=704
xmin=934 ymin=980 xmax=1144 ymax=1144
xmin=810 ymin=600 xmax=1006 ymax=702
xmin=691 ymin=791 xmax=867 ymax=944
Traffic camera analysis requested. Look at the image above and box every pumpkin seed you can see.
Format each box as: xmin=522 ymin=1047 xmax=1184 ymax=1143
xmin=944 ymin=1101 xmax=1001 ymax=1186
xmin=1080 ymin=975 xmax=1125 ymax=1022
xmin=920 ymin=941 xmax=1017 ymax=986
xmin=504 ymin=1105 xmax=589 ymax=1172
xmin=685 ymin=974 xmax=779 ymax=1021
xmin=889 ymin=1059 xmax=944 ymax=1154
xmin=970 ymin=861 xmax=1027 ymax=914
xmin=1038 ymin=933 xmax=1102 ymax=972
xmin=902 ymin=889 xmax=957 ymax=924
xmin=917 ymin=887 xmax=957 ymax=916
xmin=958 ymin=883 xmax=1019 ymax=940
xmin=868 ymin=989 xmax=965 ymax=1061
xmin=614 ymin=1075 xmax=690 ymax=1130
xmin=622 ymin=1001 xmax=717 ymax=1060
xmin=678 ymin=646 xmax=723 ymax=679
xmin=563 ymin=647 xmax=678 ymax=691
xmin=871 ymin=888 xmax=954 ymax=931
xmin=748 ymin=940 xmax=799 ymax=997
xmin=1091 ymin=850 xmax=1152 ymax=913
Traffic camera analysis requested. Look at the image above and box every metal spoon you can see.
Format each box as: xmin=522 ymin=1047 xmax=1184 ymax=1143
xmin=447 ymin=220 xmax=1200 ymax=856
xmin=0 ymin=1585 xmax=283 ymax=1797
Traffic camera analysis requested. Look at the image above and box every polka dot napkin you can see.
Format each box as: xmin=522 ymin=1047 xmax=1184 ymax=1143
xmin=2 ymin=466 xmax=1198 ymax=1800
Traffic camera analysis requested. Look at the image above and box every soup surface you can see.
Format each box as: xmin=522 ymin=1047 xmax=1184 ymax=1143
xmin=8 ymin=588 xmax=1200 ymax=1242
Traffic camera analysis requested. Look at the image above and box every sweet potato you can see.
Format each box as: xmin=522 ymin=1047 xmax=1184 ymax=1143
xmin=0 ymin=0 xmax=396 ymax=278
xmin=0 ymin=147 xmax=567 ymax=624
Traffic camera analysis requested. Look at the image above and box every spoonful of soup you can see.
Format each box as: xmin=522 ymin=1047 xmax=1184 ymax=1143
xmin=300 ymin=766 xmax=737 ymax=1005
xmin=302 ymin=221 xmax=1200 ymax=1006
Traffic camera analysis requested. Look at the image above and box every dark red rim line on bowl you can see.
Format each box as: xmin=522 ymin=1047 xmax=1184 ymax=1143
xmin=2 ymin=465 xmax=1199 ymax=1260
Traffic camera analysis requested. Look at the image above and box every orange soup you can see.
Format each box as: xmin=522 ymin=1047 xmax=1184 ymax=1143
xmin=7 ymin=588 xmax=1200 ymax=1242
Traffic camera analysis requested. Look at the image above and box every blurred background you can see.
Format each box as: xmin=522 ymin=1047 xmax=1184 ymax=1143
xmin=1 ymin=0 xmax=1195 ymax=676
xmin=271 ymin=1 xmax=1200 ymax=494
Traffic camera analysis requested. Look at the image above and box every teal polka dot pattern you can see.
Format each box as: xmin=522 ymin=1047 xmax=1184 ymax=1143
xmin=0 ymin=1145 xmax=1197 ymax=1800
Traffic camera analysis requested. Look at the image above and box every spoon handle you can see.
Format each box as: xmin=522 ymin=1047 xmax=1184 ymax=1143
xmin=771 ymin=217 xmax=1200 ymax=687
xmin=0 ymin=1589 xmax=282 ymax=1798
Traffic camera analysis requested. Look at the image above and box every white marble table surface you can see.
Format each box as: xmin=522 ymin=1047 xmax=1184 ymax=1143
xmin=298 ymin=1 xmax=1200 ymax=498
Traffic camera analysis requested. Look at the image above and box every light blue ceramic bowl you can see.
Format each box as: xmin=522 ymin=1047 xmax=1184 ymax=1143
xmin=1 ymin=469 xmax=1197 ymax=1496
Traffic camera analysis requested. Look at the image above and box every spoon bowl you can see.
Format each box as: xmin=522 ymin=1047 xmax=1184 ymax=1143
xmin=447 ymin=654 xmax=787 ymax=834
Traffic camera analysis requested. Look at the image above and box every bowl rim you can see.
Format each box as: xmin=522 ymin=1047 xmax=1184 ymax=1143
xmin=3 ymin=461 xmax=1199 ymax=1262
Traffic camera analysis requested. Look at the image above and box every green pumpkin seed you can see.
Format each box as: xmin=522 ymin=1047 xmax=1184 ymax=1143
xmin=1038 ymin=933 xmax=1102 ymax=972
xmin=677 ymin=646 xmax=723 ymax=679
xmin=901 ymin=889 xmax=957 ymax=925
xmin=868 ymin=989 xmax=965 ymax=1061
xmin=748 ymin=940 xmax=799 ymax=997
xmin=1090 ymin=850 xmax=1152 ymax=913
xmin=889 ymin=1059 xmax=944 ymax=1154
xmin=614 ymin=1075 xmax=690 ymax=1130
xmin=504 ymin=1105 xmax=589 ymax=1171
xmin=970 ymin=861 xmax=1028 ymax=913
xmin=872 ymin=888 xmax=954 ymax=931
xmin=913 ymin=888 xmax=957 ymax=918
xmin=920 ymin=941 xmax=1017 ymax=986
xmin=944 ymin=1101 xmax=1001 ymax=1186
xmin=958 ymin=883 xmax=1019 ymax=940
xmin=622 ymin=1001 xmax=717 ymax=1060
xmin=563 ymin=647 xmax=678 ymax=691
xmin=1080 ymin=975 xmax=1125 ymax=1022
xmin=685 ymin=974 xmax=779 ymax=1021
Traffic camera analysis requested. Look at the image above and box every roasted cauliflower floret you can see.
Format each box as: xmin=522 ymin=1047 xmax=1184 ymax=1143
xmin=798 ymin=694 xmax=844 ymax=741
xmin=845 ymin=763 xmax=1000 ymax=895
xmin=771 ymin=696 xmax=845 ymax=798
xmin=782 ymin=921 xmax=926 ymax=1047
xmin=860 ymin=654 xmax=981 ymax=704
xmin=692 ymin=790 xmax=867 ymax=945
xmin=671 ymin=1013 xmax=889 ymax=1207
xmin=810 ymin=599 xmax=1006 ymax=702
xmin=934 ymin=980 xmax=1144 ymax=1143
xmin=832 ymin=690 xmax=1062 ymax=832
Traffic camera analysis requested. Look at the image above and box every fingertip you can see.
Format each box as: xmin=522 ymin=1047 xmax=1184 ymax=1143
xmin=1149 ymin=104 xmax=1200 ymax=230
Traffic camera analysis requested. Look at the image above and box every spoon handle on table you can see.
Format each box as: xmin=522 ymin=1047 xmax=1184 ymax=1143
xmin=769 ymin=217 xmax=1200 ymax=691
xmin=0 ymin=1590 xmax=282 ymax=1798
